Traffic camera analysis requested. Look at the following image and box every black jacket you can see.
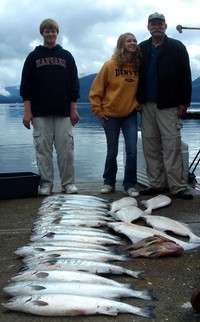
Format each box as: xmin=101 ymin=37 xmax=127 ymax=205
xmin=137 ymin=35 xmax=192 ymax=108
xmin=20 ymin=45 xmax=80 ymax=117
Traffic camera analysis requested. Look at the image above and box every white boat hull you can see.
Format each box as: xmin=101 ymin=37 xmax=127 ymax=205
xmin=124 ymin=131 xmax=189 ymax=187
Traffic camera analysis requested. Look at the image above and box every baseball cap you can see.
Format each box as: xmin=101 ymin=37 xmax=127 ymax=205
xmin=148 ymin=12 xmax=165 ymax=23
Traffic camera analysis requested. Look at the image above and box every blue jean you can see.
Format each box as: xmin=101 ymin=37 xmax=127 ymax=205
xmin=103 ymin=111 xmax=138 ymax=190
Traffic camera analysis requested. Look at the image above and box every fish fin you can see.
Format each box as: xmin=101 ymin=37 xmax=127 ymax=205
xmin=31 ymin=285 xmax=46 ymax=291
xmin=52 ymin=218 xmax=62 ymax=224
xmin=47 ymin=253 xmax=61 ymax=258
xmin=31 ymin=300 xmax=49 ymax=307
xmin=45 ymin=259 xmax=59 ymax=266
xmin=35 ymin=272 xmax=49 ymax=279
xmin=43 ymin=232 xmax=56 ymax=238
xmin=33 ymin=247 xmax=46 ymax=252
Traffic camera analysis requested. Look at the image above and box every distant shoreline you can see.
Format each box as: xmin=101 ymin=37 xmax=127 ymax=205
xmin=185 ymin=111 xmax=200 ymax=119
xmin=0 ymin=102 xmax=200 ymax=119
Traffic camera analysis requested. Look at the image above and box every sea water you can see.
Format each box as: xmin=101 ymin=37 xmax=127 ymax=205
xmin=0 ymin=103 xmax=199 ymax=183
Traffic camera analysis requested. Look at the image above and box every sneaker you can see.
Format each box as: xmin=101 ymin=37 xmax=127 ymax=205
xmin=124 ymin=187 xmax=139 ymax=197
xmin=39 ymin=186 xmax=51 ymax=196
xmin=174 ymin=189 xmax=193 ymax=200
xmin=65 ymin=184 xmax=78 ymax=194
xmin=101 ymin=185 xmax=115 ymax=194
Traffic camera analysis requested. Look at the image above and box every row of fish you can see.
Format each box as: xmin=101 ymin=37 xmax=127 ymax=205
xmin=2 ymin=194 xmax=156 ymax=318
xmin=110 ymin=195 xmax=200 ymax=257
xmin=111 ymin=196 xmax=200 ymax=251
xmin=3 ymin=193 xmax=200 ymax=317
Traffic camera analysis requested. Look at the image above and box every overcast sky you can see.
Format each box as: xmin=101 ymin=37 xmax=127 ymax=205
xmin=1 ymin=0 xmax=200 ymax=95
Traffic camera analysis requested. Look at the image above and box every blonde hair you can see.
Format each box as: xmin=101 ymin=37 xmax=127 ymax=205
xmin=39 ymin=18 xmax=59 ymax=34
xmin=113 ymin=32 xmax=142 ymax=69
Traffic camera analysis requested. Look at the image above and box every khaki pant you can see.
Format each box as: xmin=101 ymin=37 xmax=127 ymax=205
xmin=141 ymin=103 xmax=187 ymax=194
xmin=32 ymin=116 xmax=75 ymax=190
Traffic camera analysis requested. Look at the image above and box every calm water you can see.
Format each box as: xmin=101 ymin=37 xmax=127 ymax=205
xmin=0 ymin=103 xmax=199 ymax=182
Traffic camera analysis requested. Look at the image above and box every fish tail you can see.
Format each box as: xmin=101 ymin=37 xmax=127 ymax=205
xmin=139 ymin=306 xmax=156 ymax=318
xmin=111 ymin=249 xmax=132 ymax=261
xmin=123 ymin=282 xmax=135 ymax=288
xmin=144 ymin=209 xmax=152 ymax=215
xmin=142 ymin=288 xmax=157 ymax=301
xmin=128 ymin=270 xmax=144 ymax=279
xmin=112 ymin=248 xmax=130 ymax=257
xmin=108 ymin=245 xmax=122 ymax=252
xmin=111 ymin=248 xmax=124 ymax=255
xmin=18 ymin=265 xmax=29 ymax=272
xmin=189 ymin=234 xmax=200 ymax=244
xmin=120 ymin=253 xmax=132 ymax=261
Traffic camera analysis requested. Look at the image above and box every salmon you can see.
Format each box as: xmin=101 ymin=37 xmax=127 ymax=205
xmin=2 ymin=294 xmax=155 ymax=317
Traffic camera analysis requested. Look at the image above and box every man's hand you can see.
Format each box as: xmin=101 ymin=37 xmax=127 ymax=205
xmin=70 ymin=102 xmax=79 ymax=126
xmin=177 ymin=104 xmax=187 ymax=118
xmin=23 ymin=111 xmax=33 ymax=129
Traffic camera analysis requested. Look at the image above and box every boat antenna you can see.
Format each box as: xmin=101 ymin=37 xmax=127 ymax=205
xmin=176 ymin=25 xmax=200 ymax=33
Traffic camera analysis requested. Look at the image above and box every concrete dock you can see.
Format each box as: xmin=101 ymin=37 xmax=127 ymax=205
xmin=0 ymin=180 xmax=200 ymax=322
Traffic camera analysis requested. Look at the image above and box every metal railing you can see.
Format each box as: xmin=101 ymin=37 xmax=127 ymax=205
xmin=176 ymin=25 xmax=200 ymax=33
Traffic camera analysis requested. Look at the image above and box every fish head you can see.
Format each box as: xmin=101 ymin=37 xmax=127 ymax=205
xmin=2 ymin=295 xmax=32 ymax=309
xmin=146 ymin=242 xmax=184 ymax=257
xmin=2 ymin=295 xmax=49 ymax=312
xmin=162 ymin=242 xmax=184 ymax=256
xmin=11 ymin=271 xmax=43 ymax=281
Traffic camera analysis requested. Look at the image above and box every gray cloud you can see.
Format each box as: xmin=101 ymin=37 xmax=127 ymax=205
xmin=0 ymin=0 xmax=200 ymax=90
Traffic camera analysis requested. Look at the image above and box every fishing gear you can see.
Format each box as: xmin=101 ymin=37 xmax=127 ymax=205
xmin=176 ymin=24 xmax=200 ymax=183
xmin=188 ymin=150 xmax=200 ymax=183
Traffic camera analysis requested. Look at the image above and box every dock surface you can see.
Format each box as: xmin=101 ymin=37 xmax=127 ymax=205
xmin=0 ymin=180 xmax=200 ymax=322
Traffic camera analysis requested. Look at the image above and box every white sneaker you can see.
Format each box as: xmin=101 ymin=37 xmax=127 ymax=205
xmin=101 ymin=185 xmax=115 ymax=194
xmin=124 ymin=187 xmax=139 ymax=197
xmin=39 ymin=186 xmax=51 ymax=196
xmin=65 ymin=184 xmax=78 ymax=194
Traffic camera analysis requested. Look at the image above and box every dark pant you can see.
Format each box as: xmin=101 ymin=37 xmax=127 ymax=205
xmin=103 ymin=112 xmax=138 ymax=190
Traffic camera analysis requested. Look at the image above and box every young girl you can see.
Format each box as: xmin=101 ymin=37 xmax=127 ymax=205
xmin=89 ymin=33 xmax=141 ymax=196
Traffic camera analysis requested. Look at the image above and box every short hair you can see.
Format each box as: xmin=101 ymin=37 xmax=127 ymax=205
xmin=39 ymin=18 xmax=59 ymax=34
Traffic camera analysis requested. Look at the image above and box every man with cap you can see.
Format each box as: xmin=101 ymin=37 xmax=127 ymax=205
xmin=137 ymin=12 xmax=193 ymax=200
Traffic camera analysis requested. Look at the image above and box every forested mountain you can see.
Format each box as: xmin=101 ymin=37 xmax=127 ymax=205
xmin=78 ymin=73 xmax=97 ymax=102
xmin=191 ymin=77 xmax=200 ymax=102
xmin=0 ymin=74 xmax=200 ymax=103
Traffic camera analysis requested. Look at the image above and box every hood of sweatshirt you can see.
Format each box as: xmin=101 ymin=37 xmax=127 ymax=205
xmin=34 ymin=44 xmax=63 ymax=53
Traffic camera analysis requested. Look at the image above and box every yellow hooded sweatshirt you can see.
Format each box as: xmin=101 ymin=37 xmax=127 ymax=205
xmin=89 ymin=56 xmax=139 ymax=118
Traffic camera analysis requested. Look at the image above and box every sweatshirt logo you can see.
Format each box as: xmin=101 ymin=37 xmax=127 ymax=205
xmin=36 ymin=57 xmax=66 ymax=68
xmin=115 ymin=69 xmax=138 ymax=77
xmin=115 ymin=68 xmax=138 ymax=83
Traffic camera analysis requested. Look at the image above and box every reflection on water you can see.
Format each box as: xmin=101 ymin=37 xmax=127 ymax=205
xmin=0 ymin=103 xmax=199 ymax=183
